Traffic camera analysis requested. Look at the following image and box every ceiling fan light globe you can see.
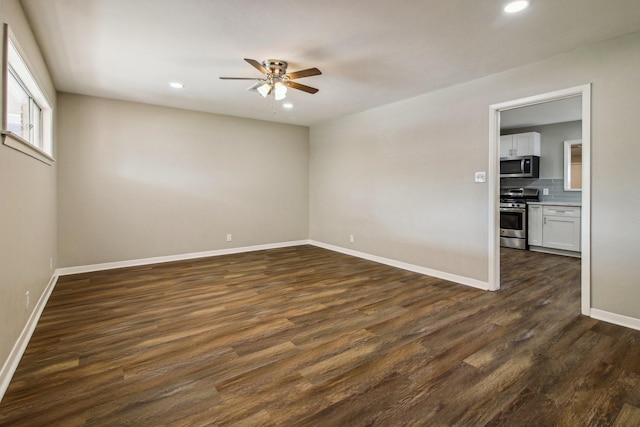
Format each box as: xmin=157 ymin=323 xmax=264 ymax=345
xmin=274 ymin=82 xmax=287 ymax=100
xmin=257 ymin=83 xmax=271 ymax=97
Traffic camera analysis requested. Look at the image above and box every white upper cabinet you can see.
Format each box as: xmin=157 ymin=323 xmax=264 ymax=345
xmin=500 ymin=132 xmax=541 ymax=158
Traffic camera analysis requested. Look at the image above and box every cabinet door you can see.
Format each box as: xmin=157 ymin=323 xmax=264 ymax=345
xmin=513 ymin=132 xmax=541 ymax=157
xmin=542 ymin=215 xmax=580 ymax=251
xmin=500 ymin=132 xmax=541 ymax=157
xmin=500 ymin=135 xmax=513 ymax=158
xmin=528 ymin=205 xmax=543 ymax=246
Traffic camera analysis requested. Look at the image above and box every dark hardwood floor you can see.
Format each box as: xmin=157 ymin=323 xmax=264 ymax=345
xmin=1 ymin=245 xmax=639 ymax=426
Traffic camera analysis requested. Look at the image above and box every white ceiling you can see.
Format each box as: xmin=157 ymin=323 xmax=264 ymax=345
xmin=20 ymin=0 xmax=640 ymax=126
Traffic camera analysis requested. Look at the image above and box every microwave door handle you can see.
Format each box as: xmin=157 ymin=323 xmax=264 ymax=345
xmin=521 ymin=158 xmax=526 ymax=172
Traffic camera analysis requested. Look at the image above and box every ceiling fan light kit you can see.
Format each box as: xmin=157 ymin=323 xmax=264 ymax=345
xmin=220 ymin=58 xmax=321 ymax=102
xmin=257 ymin=82 xmax=272 ymax=97
xmin=274 ymin=82 xmax=287 ymax=101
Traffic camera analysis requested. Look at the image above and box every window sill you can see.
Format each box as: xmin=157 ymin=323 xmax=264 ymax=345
xmin=1 ymin=131 xmax=55 ymax=165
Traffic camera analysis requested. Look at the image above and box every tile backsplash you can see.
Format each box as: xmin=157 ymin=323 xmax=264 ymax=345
xmin=501 ymin=178 xmax=582 ymax=203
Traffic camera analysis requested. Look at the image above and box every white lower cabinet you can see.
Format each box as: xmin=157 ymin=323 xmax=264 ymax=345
xmin=528 ymin=205 xmax=543 ymax=246
xmin=528 ymin=204 xmax=581 ymax=254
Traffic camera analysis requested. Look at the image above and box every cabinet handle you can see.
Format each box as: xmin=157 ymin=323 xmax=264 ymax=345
xmin=544 ymin=217 xmax=547 ymax=225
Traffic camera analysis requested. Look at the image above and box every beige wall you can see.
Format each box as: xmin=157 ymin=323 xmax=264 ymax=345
xmin=310 ymin=30 xmax=640 ymax=319
xmin=0 ymin=0 xmax=57 ymax=371
xmin=57 ymin=94 xmax=309 ymax=267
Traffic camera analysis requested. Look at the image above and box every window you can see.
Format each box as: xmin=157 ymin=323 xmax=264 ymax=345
xmin=8 ymin=61 xmax=43 ymax=146
xmin=2 ymin=25 xmax=53 ymax=164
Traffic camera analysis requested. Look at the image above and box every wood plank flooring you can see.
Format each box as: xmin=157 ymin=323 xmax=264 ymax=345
xmin=1 ymin=245 xmax=639 ymax=426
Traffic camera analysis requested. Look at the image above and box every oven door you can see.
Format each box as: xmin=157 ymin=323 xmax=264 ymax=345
xmin=500 ymin=207 xmax=526 ymax=238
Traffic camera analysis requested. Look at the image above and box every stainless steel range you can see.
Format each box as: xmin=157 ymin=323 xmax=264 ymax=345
xmin=500 ymin=188 xmax=539 ymax=250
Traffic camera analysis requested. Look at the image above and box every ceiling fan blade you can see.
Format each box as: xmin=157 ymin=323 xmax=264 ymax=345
xmin=219 ymin=77 xmax=264 ymax=80
xmin=244 ymin=58 xmax=268 ymax=74
xmin=286 ymin=67 xmax=322 ymax=80
xmin=284 ymin=81 xmax=319 ymax=94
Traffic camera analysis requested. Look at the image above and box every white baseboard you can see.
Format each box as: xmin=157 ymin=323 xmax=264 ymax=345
xmin=529 ymin=246 xmax=581 ymax=258
xmin=308 ymin=240 xmax=490 ymax=291
xmin=55 ymin=240 xmax=310 ymax=276
xmin=590 ymin=309 xmax=640 ymax=332
xmin=0 ymin=272 xmax=60 ymax=402
xmin=55 ymin=238 xmax=489 ymax=290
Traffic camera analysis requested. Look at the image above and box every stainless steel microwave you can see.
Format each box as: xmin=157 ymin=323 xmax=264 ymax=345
xmin=500 ymin=156 xmax=540 ymax=178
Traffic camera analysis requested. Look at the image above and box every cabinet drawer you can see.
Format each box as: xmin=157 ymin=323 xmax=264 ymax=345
xmin=542 ymin=206 xmax=581 ymax=217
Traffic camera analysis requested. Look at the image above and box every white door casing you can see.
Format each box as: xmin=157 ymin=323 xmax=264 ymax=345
xmin=488 ymin=84 xmax=591 ymax=316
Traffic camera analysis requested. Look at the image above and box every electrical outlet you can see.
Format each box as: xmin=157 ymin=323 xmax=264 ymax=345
xmin=474 ymin=171 xmax=486 ymax=183
xmin=349 ymin=234 xmax=355 ymax=243
xmin=543 ymin=188 xmax=549 ymax=196
xmin=226 ymin=234 xmax=232 ymax=242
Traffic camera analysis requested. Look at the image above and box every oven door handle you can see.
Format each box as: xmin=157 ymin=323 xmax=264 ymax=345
xmin=500 ymin=208 xmax=526 ymax=213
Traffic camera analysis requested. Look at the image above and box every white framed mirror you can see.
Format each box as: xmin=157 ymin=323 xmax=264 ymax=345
xmin=564 ymin=139 xmax=582 ymax=191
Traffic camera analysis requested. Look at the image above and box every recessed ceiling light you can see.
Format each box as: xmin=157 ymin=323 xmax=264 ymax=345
xmin=504 ymin=0 xmax=529 ymax=13
xmin=283 ymin=103 xmax=293 ymax=109
xmin=169 ymin=82 xmax=184 ymax=89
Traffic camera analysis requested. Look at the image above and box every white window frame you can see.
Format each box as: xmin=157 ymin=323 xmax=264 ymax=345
xmin=2 ymin=24 xmax=54 ymax=165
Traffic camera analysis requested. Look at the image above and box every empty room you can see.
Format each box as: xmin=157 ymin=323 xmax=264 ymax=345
xmin=1 ymin=0 xmax=640 ymax=425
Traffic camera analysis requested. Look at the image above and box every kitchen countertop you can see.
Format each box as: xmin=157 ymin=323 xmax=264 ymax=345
xmin=528 ymin=201 xmax=582 ymax=207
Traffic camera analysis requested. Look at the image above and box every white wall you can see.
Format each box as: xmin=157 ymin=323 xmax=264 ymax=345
xmin=310 ymin=30 xmax=640 ymax=320
xmin=0 ymin=0 xmax=57 ymax=377
xmin=57 ymin=94 xmax=309 ymax=267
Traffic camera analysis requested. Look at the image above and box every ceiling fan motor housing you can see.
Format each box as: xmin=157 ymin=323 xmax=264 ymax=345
xmin=264 ymin=59 xmax=288 ymax=77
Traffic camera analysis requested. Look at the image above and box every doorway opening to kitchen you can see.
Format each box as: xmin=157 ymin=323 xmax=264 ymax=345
xmin=488 ymin=85 xmax=591 ymax=316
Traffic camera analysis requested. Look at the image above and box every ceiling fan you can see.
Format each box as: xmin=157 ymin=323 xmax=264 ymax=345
xmin=220 ymin=59 xmax=321 ymax=101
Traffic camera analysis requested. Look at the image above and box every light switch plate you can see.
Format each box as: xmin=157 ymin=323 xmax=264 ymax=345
xmin=475 ymin=171 xmax=486 ymax=183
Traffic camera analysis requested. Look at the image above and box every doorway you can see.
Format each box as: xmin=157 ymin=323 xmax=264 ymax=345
xmin=488 ymin=85 xmax=591 ymax=316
